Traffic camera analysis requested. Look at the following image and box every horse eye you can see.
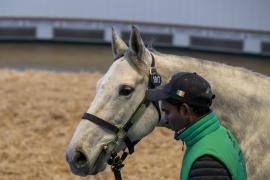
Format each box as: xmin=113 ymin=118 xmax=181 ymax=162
xmin=119 ymin=85 xmax=134 ymax=96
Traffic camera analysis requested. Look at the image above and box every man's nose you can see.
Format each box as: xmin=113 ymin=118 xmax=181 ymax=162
xmin=161 ymin=116 xmax=168 ymax=124
xmin=158 ymin=115 xmax=170 ymax=127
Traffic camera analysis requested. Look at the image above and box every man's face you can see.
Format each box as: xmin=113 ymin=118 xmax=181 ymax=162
xmin=161 ymin=100 xmax=189 ymax=132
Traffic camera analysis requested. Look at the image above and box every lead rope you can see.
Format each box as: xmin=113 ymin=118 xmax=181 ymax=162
xmin=108 ymin=150 xmax=129 ymax=180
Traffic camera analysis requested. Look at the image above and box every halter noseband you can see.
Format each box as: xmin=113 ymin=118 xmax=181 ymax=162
xmin=82 ymin=54 xmax=161 ymax=180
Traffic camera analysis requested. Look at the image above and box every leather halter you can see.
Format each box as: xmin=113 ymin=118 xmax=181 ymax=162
xmin=82 ymin=54 xmax=161 ymax=180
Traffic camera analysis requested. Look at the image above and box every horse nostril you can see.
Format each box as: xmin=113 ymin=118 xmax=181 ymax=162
xmin=73 ymin=150 xmax=88 ymax=168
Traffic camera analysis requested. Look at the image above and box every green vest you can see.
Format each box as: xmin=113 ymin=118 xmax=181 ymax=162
xmin=175 ymin=112 xmax=247 ymax=180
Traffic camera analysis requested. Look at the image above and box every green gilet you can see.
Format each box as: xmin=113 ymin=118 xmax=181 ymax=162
xmin=175 ymin=112 xmax=247 ymax=180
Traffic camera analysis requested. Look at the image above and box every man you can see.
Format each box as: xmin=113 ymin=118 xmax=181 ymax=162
xmin=146 ymin=72 xmax=247 ymax=180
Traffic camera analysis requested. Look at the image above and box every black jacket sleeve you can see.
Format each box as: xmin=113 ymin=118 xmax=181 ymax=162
xmin=188 ymin=155 xmax=232 ymax=180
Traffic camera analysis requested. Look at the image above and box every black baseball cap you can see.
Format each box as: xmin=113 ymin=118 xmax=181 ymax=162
xmin=146 ymin=72 xmax=215 ymax=107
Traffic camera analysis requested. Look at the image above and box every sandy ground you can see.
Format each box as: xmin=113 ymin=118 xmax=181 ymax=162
xmin=0 ymin=69 xmax=183 ymax=180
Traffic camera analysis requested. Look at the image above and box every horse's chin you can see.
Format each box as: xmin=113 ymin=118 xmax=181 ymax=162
xmin=89 ymin=146 xmax=126 ymax=175
xmin=88 ymin=157 xmax=107 ymax=175
xmin=71 ymin=163 xmax=107 ymax=177
xmin=71 ymin=160 xmax=107 ymax=176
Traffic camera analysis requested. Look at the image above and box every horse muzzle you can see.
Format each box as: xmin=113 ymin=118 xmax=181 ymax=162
xmin=65 ymin=145 xmax=108 ymax=176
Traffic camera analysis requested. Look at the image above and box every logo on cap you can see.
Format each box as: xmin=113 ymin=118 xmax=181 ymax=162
xmin=176 ymin=90 xmax=185 ymax=97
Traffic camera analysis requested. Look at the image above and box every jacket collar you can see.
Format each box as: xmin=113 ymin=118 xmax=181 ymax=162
xmin=175 ymin=112 xmax=220 ymax=147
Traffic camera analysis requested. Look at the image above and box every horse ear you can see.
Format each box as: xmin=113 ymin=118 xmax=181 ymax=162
xmin=129 ymin=25 xmax=146 ymax=61
xmin=111 ymin=27 xmax=128 ymax=60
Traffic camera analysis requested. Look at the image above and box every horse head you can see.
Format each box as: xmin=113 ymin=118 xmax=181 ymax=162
xmin=66 ymin=26 xmax=161 ymax=176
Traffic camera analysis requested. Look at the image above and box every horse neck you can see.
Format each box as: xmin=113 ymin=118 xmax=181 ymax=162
xmin=154 ymin=53 xmax=199 ymax=84
xmin=153 ymin=52 xmax=270 ymax=141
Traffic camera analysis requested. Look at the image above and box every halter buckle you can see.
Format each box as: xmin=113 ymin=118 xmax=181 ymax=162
xmin=149 ymin=67 xmax=157 ymax=75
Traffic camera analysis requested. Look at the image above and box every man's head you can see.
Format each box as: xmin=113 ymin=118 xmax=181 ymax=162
xmin=146 ymin=72 xmax=215 ymax=132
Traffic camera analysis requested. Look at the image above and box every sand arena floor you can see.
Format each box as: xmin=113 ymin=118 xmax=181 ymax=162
xmin=0 ymin=70 xmax=183 ymax=180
